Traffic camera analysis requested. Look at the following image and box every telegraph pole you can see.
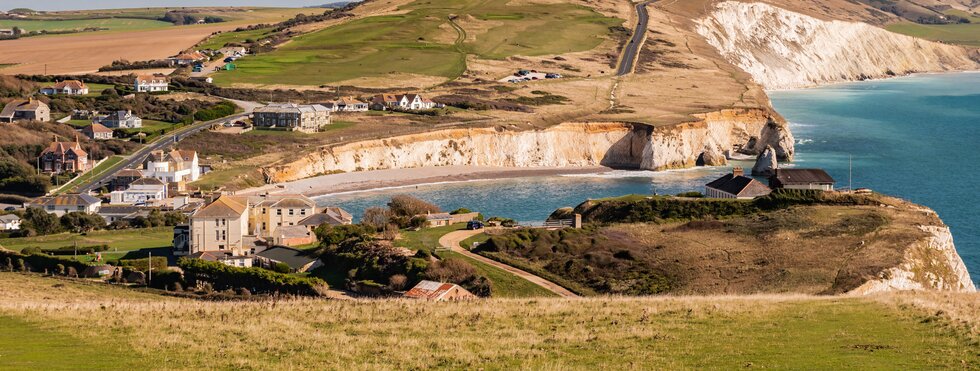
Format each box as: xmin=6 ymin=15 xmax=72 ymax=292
xmin=147 ymin=251 xmax=152 ymax=287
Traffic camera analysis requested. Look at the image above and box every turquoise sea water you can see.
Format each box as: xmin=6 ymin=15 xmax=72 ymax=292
xmin=316 ymin=73 xmax=980 ymax=284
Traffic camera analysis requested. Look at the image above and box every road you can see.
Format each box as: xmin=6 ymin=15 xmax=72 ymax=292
xmin=616 ymin=1 xmax=654 ymax=76
xmin=439 ymin=229 xmax=579 ymax=298
xmin=73 ymin=111 xmax=249 ymax=194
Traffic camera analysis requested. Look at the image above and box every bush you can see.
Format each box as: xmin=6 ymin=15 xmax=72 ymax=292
xmin=20 ymin=246 xmax=42 ymax=255
xmin=676 ymin=191 xmax=704 ymax=198
xmin=0 ymin=248 xmax=91 ymax=276
xmin=193 ymin=101 xmax=237 ymax=121
xmin=179 ymin=258 xmax=328 ymax=296
xmin=387 ymin=195 xmax=440 ymax=218
xmin=271 ymin=262 xmax=291 ymax=273
xmin=117 ymin=256 xmax=168 ymax=272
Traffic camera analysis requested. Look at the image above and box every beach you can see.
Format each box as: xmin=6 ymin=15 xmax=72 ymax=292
xmin=239 ymin=165 xmax=612 ymax=197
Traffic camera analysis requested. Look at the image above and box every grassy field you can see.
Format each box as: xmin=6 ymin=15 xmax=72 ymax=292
xmin=215 ymin=0 xmax=621 ymax=86
xmin=886 ymin=21 xmax=980 ymax=46
xmin=0 ymin=273 xmax=976 ymax=369
xmin=56 ymin=155 xmax=124 ymax=194
xmin=0 ymin=227 xmax=174 ymax=252
xmin=394 ymin=224 xmax=467 ymax=252
xmin=0 ymin=18 xmax=172 ymax=33
xmin=441 ymin=250 xmax=556 ymax=298
xmin=198 ymin=27 xmax=274 ymax=50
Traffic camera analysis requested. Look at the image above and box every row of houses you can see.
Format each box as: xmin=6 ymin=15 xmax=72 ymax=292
xmin=704 ymin=167 xmax=836 ymax=199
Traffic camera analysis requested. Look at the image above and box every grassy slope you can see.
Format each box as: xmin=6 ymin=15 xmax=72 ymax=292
xmin=215 ymin=0 xmax=620 ymax=86
xmin=0 ymin=226 xmax=174 ymax=252
xmin=0 ymin=274 xmax=976 ymax=369
xmin=886 ymin=21 xmax=980 ymax=46
xmin=198 ymin=27 xmax=274 ymax=50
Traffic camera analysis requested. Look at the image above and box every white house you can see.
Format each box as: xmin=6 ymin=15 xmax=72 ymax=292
xmin=336 ymin=97 xmax=369 ymax=112
xmin=218 ymin=46 xmax=247 ymax=57
xmin=143 ymin=149 xmax=200 ymax=184
xmin=0 ymin=214 xmax=21 ymax=230
xmin=135 ymin=74 xmax=169 ymax=93
xmin=40 ymin=80 xmax=89 ymax=95
xmin=98 ymin=110 xmax=142 ymax=129
xmin=109 ymin=177 xmax=167 ymax=205
xmin=26 ymin=194 xmax=101 ymax=216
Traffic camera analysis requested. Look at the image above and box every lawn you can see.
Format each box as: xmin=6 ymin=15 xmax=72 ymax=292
xmin=0 ymin=273 xmax=977 ymax=368
xmin=886 ymin=21 xmax=980 ymax=47
xmin=82 ymin=83 xmax=116 ymax=96
xmin=393 ymin=224 xmax=467 ymax=253
xmin=0 ymin=18 xmax=172 ymax=33
xmin=214 ymin=0 xmax=621 ymax=86
xmin=56 ymin=155 xmax=124 ymax=194
xmin=440 ymin=250 xmax=557 ymax=298
xmin=0 ymin=227 xmax=174 ymax=252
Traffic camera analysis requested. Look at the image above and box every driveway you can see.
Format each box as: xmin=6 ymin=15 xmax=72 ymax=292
xmin=439 ymin=229 xmax=579 ymax=297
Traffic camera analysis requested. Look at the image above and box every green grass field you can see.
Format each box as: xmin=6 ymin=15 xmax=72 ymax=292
xmin=214 ymin=0 xmax=621 ymax=86
xmin=0 ymin=18 xmax=172 ymax=33
xmin=393 ymin=224 xmax=467 ymax=252
xmin=886 ymin=21 xmax=980 ymax=46
xmin=440 ymin=250 xmax=556 ymax=298
xmin=0 ymin=273 xmax=976 ymax=368
xmin=0 ymin=227 xmax=174 ymax=252
xmin=56 ymin=155 xmax=124 ymax=194
xmin=199 ymin=27 xmax=274 ymax=50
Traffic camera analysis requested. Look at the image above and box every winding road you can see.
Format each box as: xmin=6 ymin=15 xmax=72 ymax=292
xmin=439 ymin=229 xmax=579 ymax=297
xmin=616 ymin=1 xmax=655 ymax=76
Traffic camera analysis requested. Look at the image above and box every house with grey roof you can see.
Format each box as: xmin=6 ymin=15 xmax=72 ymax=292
xmin=255 ymin=246 xmax=322 ymax=273
xmin=0 ymin=214 xmax=21 ymax=231
xmin=26 ymin=194 xmax=101 ymax=216
xmin=769 ymin=169 xmax=836 ymax=191
xmin=252 ymin=103 xmax=331 ymax=133
xmin=98 ymin=110 xmax=142 ymax=129
xmin=705 ymin=167 xmax=772 ymax=199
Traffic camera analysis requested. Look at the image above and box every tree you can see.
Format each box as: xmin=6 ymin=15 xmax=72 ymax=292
xmin=22 ymin=207 xmax=61 ymax=235
xmin=60 ymin=211 xmax=106 ymax=233
xmin=271 ymin=262 xmax=291 ymax=273
xmin=387 ymin=195 xmax=441 ymax=217
xmin=163 ymin=211 xmax=186 ymax=226
xmin=361 ymin=207 xmax=391 ymax=230
xmin=314 ymin=224 xmax=372 ymax=247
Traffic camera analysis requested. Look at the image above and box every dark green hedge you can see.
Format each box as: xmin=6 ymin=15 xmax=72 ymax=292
xmin=193 ymin=101 xmax=237 ymax=121
xmin=0 ymin=248 xmax=91 ymax=275
xmin=178 ymin=258 xmax=328 ymax=296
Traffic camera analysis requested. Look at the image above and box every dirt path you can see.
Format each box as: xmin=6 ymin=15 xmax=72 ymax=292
xmin=439 ymin=229 xmax=579 ymax=298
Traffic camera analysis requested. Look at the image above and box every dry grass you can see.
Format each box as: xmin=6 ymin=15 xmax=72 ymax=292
xmin=0 ymin=273 xmax=977 ymax=369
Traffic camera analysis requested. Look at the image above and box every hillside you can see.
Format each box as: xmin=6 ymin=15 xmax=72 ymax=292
xmin=474 ymin=192 xmax=976 ymax=296
xmin=0 ymin=273 xmax=976 ymax=368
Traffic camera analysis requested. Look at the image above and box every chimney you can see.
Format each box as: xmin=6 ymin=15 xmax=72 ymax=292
xmin=733 ymin=166 xmax=744 ymax=177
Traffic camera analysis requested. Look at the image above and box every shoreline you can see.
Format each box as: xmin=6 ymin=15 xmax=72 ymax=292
xmin=239 ymin=166 xmax=613 ymax=198
xmin=765 ymin=70 xmax=980 ymax=92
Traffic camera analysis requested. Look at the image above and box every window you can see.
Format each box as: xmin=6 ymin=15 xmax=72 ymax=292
xmin=300 ymin=209 xmax=306 ymax=215
xmin=262 ymin=208 xmax=266 ymax=215
xmin=221 ymin=219 xmax=226 ymax=226
xmin=288 ymin=209 xmax=294 ymax=216
xmin=276 ymin=209 xmax=282 ymax=215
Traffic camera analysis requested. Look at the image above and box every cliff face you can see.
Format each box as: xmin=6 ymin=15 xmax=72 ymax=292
xmin=694 ymin=2 xmax=980 ymax=89
xmin=850 ymin=225 xmax=977 ymax=295
xmin=262 ymin=108 xmax=794 ymax=183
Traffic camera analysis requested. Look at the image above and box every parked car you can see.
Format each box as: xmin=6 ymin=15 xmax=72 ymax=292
xmin=3 ymin=206 xmax=15 ymax=212
xmin=224 ymin=57 xmax=235 ymax=63
xmin=545 ymin=73 xmax=561 ymax=79
xmin=466 ymin=220 xmax=484 ymax=230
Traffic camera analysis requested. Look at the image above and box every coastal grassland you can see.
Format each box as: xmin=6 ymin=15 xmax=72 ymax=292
xmin=886 ymin=21 xmax=980 ymax=47
xmin=0 ymin=227 xmax=174 ymax=252
xmin=198 ymin=27 xmax=275 ymax=50
xmin=394 ymin=224 xmax=467 ymax=252
xmin=0 ymin=273 xmax=977 ymax=369
xmin=214 ymin=0 xmax=621 ymax=86
xmin=0 ymin=18 xmax=172 ymax=33
xmin=440 ymin=250 xmax=557 ymax=298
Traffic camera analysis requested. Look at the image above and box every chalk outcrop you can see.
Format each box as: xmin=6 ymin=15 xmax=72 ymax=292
xmin=262 ymin=108 xmax=794 ymax=183
xmin=694 ymin=2 xmax=980 ymax=89
xmin=751 ymin=145 xmax=777 ymax=176
xmin=850 ymin=225 xmax=976 ymax=295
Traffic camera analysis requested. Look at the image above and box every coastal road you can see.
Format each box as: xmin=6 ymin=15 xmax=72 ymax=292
xmin=616 ymin=1 xmax=655 ymax=76
xmin=439 ymin=229 xmax=579 ymax=298
xmin=72 ymin=112 xmax=249 ymax=194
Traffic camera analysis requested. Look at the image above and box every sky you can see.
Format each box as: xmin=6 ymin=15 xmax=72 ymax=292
xmin=1 ymin=1 xmax=331 ymax=11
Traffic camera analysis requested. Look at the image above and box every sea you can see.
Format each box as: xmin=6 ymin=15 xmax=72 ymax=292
xmin=315 ymin=72 xmax=980 ymax=285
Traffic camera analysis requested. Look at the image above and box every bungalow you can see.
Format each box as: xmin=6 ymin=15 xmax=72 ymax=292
xmin=0 ymin=98 xmax=50 ymax=123
xmin=135 ymin=74 xmax=169 ymax=93
xmin=704 ymin=167 xmax=772 ymax=199
xmin=217 ymin=46 xmax=247 ymax=57
xmin=369 ymin=94 xmax=400 ymax=110
xmin=169 ymin=51 xmax=207 ymax=65
xmin=0 ymin=214 xmax=21 ymax=231
xmin=404 ymin=280 xmax=476 ymax=301
xmin=109 ymin=177 xmax=167 ymax=205
xmin=254 ymin=246 xmax=322 ymax=273
xmin=98 ymin=204 xmax=147 ymax=223
xmin=82 ymin=123 xmax=114 ymax=140
xmin=298 ymin=206 xmax=353 ymax=230
xmin=415 ymin=211 xmax=480 ymax=228
xmin=769 ymin=169 xmax=836 ymax=191
xmin=98 ymin=110 xmax=142 ymax=129
xmin=336 ymin=97 xmax=369 ymax=112
xmin=40 ymin=80 xmax=89 ymax=95
xmin=26 ymin=194 xmax=101 ymax=216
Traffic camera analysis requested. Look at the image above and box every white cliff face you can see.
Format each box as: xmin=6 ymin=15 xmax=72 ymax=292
xmin=262 ymin=109 xmax=795 ymax=182
xmin=850 ymin=225 xmax=977 ymax=295
xmin=695 ymin=2 xmax=980 ymax=89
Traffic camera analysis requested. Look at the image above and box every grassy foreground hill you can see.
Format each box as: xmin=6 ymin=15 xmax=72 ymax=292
xmin=0 ymin=273 xmax=977 ymax=369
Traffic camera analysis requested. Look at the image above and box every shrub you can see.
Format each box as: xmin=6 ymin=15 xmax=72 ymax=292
xmin=118 ymin=256 xmax=168 ymax=272
xmin=193 ymin=101 xmax=237 ymax=121
xmin=272 ymin=262 xmax=291 ymax=274
xmin=20 ymin=246 xmax=42 ymax=255
xmin=0 ymin=248 xmax=91 ymax=276
xmin=676 ymin=191 xmax=704 ymax=198
xmin=179 ymin=258 xmax=328 ymax=296
xmin=387 ymin=195 xmax=440 ymax=217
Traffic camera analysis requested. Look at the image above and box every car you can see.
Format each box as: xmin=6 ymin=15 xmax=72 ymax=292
xmin=466 ymin=220 xmax=484 ymax=230
xmin=3 ymin=206 xmax=15 ymax=212
xmin=224 ymin=57 xmax=235 ymax=63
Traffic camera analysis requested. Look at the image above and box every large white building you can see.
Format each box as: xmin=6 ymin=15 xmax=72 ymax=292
xmin=143 ymin=149 xmax=200 ymax=186
xmin=109 ymin=177 xmax=167 ymax=204
xmin=135 ymin=74 xmax=169 ymax=93
xmin=252 ymin=103 xmax=332 ymax=133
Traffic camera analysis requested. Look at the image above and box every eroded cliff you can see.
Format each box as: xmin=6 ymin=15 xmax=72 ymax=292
xmin=694 ymin=1 xmax=980 ymax=89
xmin=262 ymin=109 xmax=793 ymax=183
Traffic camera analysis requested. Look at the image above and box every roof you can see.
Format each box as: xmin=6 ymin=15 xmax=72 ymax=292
xmin=31 ymin=194 xmax=101 ymax=208
xmin=0 ymin=214 xmax=20 ymax=222
xmin=193 ymin=196 xmax=247 ymax=218
xmin=254 ymin=103 xmax=331 ymax=114
xmin=172 ymin=51 xmax=206 ymax=60
xmin=136 ymin=74 xmax=169 ymax=84
xmin=83 ymin=123 xmax=113 ymax=134
xmin=102 ymin=110 xmax=137 ymax=121
xmin=115 ymin=169 xmax=144 ymax=178
xmin=706 ymin=174 xmax=771 ymax=198
xmin=772 ymin=169 xmax=835 ymax=185
xmin=371 ymin=94 xmax=399 ymax=104
xmin=97 ymin=205 xmax=143 ymax=215
xmin=130 ymin=177 xmax=166 ymax=186
xmin=420 ymin=212 xmax=451 ymax=221
xmin=189 ymin=251 xmax=246 ymax=262
xmin=298 ymin=206 xmax=351 ymax=227
xmin=404 ymin=280 xmax=472 ymax=300
xmin=324 ymin=206 xmax=352 ymax=221
xmin=273 ymin=225 xmax=311 ymax=239
xmin=337 ymin=96 xmax=362 ymax=105
xmin=250 ymin=194 xmax=315 ymax=209
xmin=256 ymin=246 xmax=317 ymax=270
xmin=40 ymin=140 xmax=88 ymax=158
xmin=48 ymin=80 xmax=87 ymax=90
xmin=0 ymin=98 xmax=48 ymax=118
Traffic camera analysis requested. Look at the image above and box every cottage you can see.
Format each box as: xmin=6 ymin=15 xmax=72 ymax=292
xmin=26 ymin=194 xmax=101 ymax=216
xmin=298 ymin=206 xmax=353 ymax=229
xmin=415 ymin=211 xmax=480 ymax=228
xmin=82 ymin=123 xmax=114 ymax=140
xmin=704 ymin=167 xmax=772 ymax=199
xmin=769 ymin=169 xmax=836 ymax=191
xmin=109 ymin=177 xmax=167 ymax=205
xmin=252 ymin=103 xmax=331 ymax=133
xmin=369 ymin=94 xmax=400 ymax=110
xmin=336 ymin=97 xmax=369 ymax=112
xmin=404 ymin=280 xmax=476 ymax=301
xmin=135 ymin=74 xmax=169 ymax=93
xmin=0 ymin=98 xmax=50 ymax=123
xmin=40 ymin=80 xmax=89 ymax=95
xmin=369 ymin=94 xmax=436 ymax=111
xmin=98 ymin=110 xmax=142 ymax=129
xmin=0 ymin=214 xmax=21 ymax=230
xmin=39 ymin=136 xmax=90 ymax=174
xmin=255 ymin=246 xmax=322 ymax=273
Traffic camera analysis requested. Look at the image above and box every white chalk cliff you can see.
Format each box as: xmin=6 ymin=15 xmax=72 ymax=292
xmin=850 ymin=225 xmax=976 ymax=295
xmin=262 ymin=109 xmax=794 ymax=183
xmin=694 ymin=2 xmax=980 ymax=89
